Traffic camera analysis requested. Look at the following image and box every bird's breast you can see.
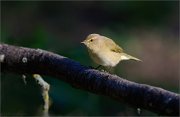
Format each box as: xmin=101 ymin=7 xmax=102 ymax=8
xmin=88 ymin=49 xmax=121 ymax=67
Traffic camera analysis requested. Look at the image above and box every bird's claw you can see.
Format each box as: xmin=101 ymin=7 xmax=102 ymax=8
xmin=88 ymin=66 xmax=95 ymax=69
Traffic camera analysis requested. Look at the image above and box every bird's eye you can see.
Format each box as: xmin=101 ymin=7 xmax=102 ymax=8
xmin=89 ymin=39 xmax=93 ymax=42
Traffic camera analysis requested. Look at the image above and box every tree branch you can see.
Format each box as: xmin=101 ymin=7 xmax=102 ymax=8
xmin=0 ymin=44 xmax=179 ymax=115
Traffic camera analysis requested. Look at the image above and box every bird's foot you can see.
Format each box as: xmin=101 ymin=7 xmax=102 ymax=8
xmin=100 ymin=69 xmax=108 ymax=72
xmin=95 ymin=65 xmax=102 ymax=69
xmin=88 ymin=66 xmax=95 ymax=69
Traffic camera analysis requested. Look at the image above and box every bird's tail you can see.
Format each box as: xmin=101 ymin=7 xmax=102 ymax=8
xmin=120 ymin=53 xmax=142 ymax=61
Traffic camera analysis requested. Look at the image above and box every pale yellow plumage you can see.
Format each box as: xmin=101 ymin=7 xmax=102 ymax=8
xmin=81 ymin=34 xmax=141 ymax=67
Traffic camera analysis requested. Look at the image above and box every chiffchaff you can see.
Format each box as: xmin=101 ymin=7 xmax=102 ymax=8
xmin=81 ymin=34 xmax=141 ymax=68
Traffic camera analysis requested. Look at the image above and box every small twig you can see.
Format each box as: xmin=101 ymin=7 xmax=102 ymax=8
xmin=33 ymin=74 xmax=50 ymax=112
xmin=22 ymin=74 xmax=27 ymax=85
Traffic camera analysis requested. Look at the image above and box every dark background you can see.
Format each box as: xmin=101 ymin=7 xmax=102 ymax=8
xmin=1 ymin=1 xmax=179 ymax=116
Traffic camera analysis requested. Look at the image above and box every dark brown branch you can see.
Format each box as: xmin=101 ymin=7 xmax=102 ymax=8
xmin=0 ymin=44 xmax=179 ymax=115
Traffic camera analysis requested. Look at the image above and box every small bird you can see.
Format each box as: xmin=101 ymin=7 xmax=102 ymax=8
xmin=81 ymin=34 xmax=141 ymax=68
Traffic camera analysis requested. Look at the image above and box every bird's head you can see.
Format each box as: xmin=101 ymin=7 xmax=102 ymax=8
xmin=81 ymin=33 xmax=102 ymax=51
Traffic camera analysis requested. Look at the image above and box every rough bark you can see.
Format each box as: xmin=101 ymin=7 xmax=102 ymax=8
xmin=0 ymin=44 xmax=179 ymax=115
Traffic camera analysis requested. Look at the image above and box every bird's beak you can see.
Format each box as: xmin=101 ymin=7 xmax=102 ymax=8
xmin=81 ymin=41 xmax=85 ymax=44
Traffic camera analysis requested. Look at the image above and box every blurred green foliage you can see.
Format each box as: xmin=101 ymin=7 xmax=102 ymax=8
xmin=1 ymin=1 xmax=179 ymax=116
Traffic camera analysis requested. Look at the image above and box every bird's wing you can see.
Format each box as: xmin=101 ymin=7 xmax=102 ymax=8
xmin=104 ymin=37 xmax=123 ymax=53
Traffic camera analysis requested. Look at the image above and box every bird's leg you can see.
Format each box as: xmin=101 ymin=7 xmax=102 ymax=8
xmin=102 ymin=66 xmax=113 ymax=73
xmin=88 ymin=66 xmax=95 ymax=69
xmin=95 ymin=65 xmax=102 ymax=69
xmin=107 ymin=67 xmax=112 ymax=72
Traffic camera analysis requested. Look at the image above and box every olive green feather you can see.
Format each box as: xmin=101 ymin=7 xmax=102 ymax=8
xmin=103 ymin=37 xmax=123 ymax=53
